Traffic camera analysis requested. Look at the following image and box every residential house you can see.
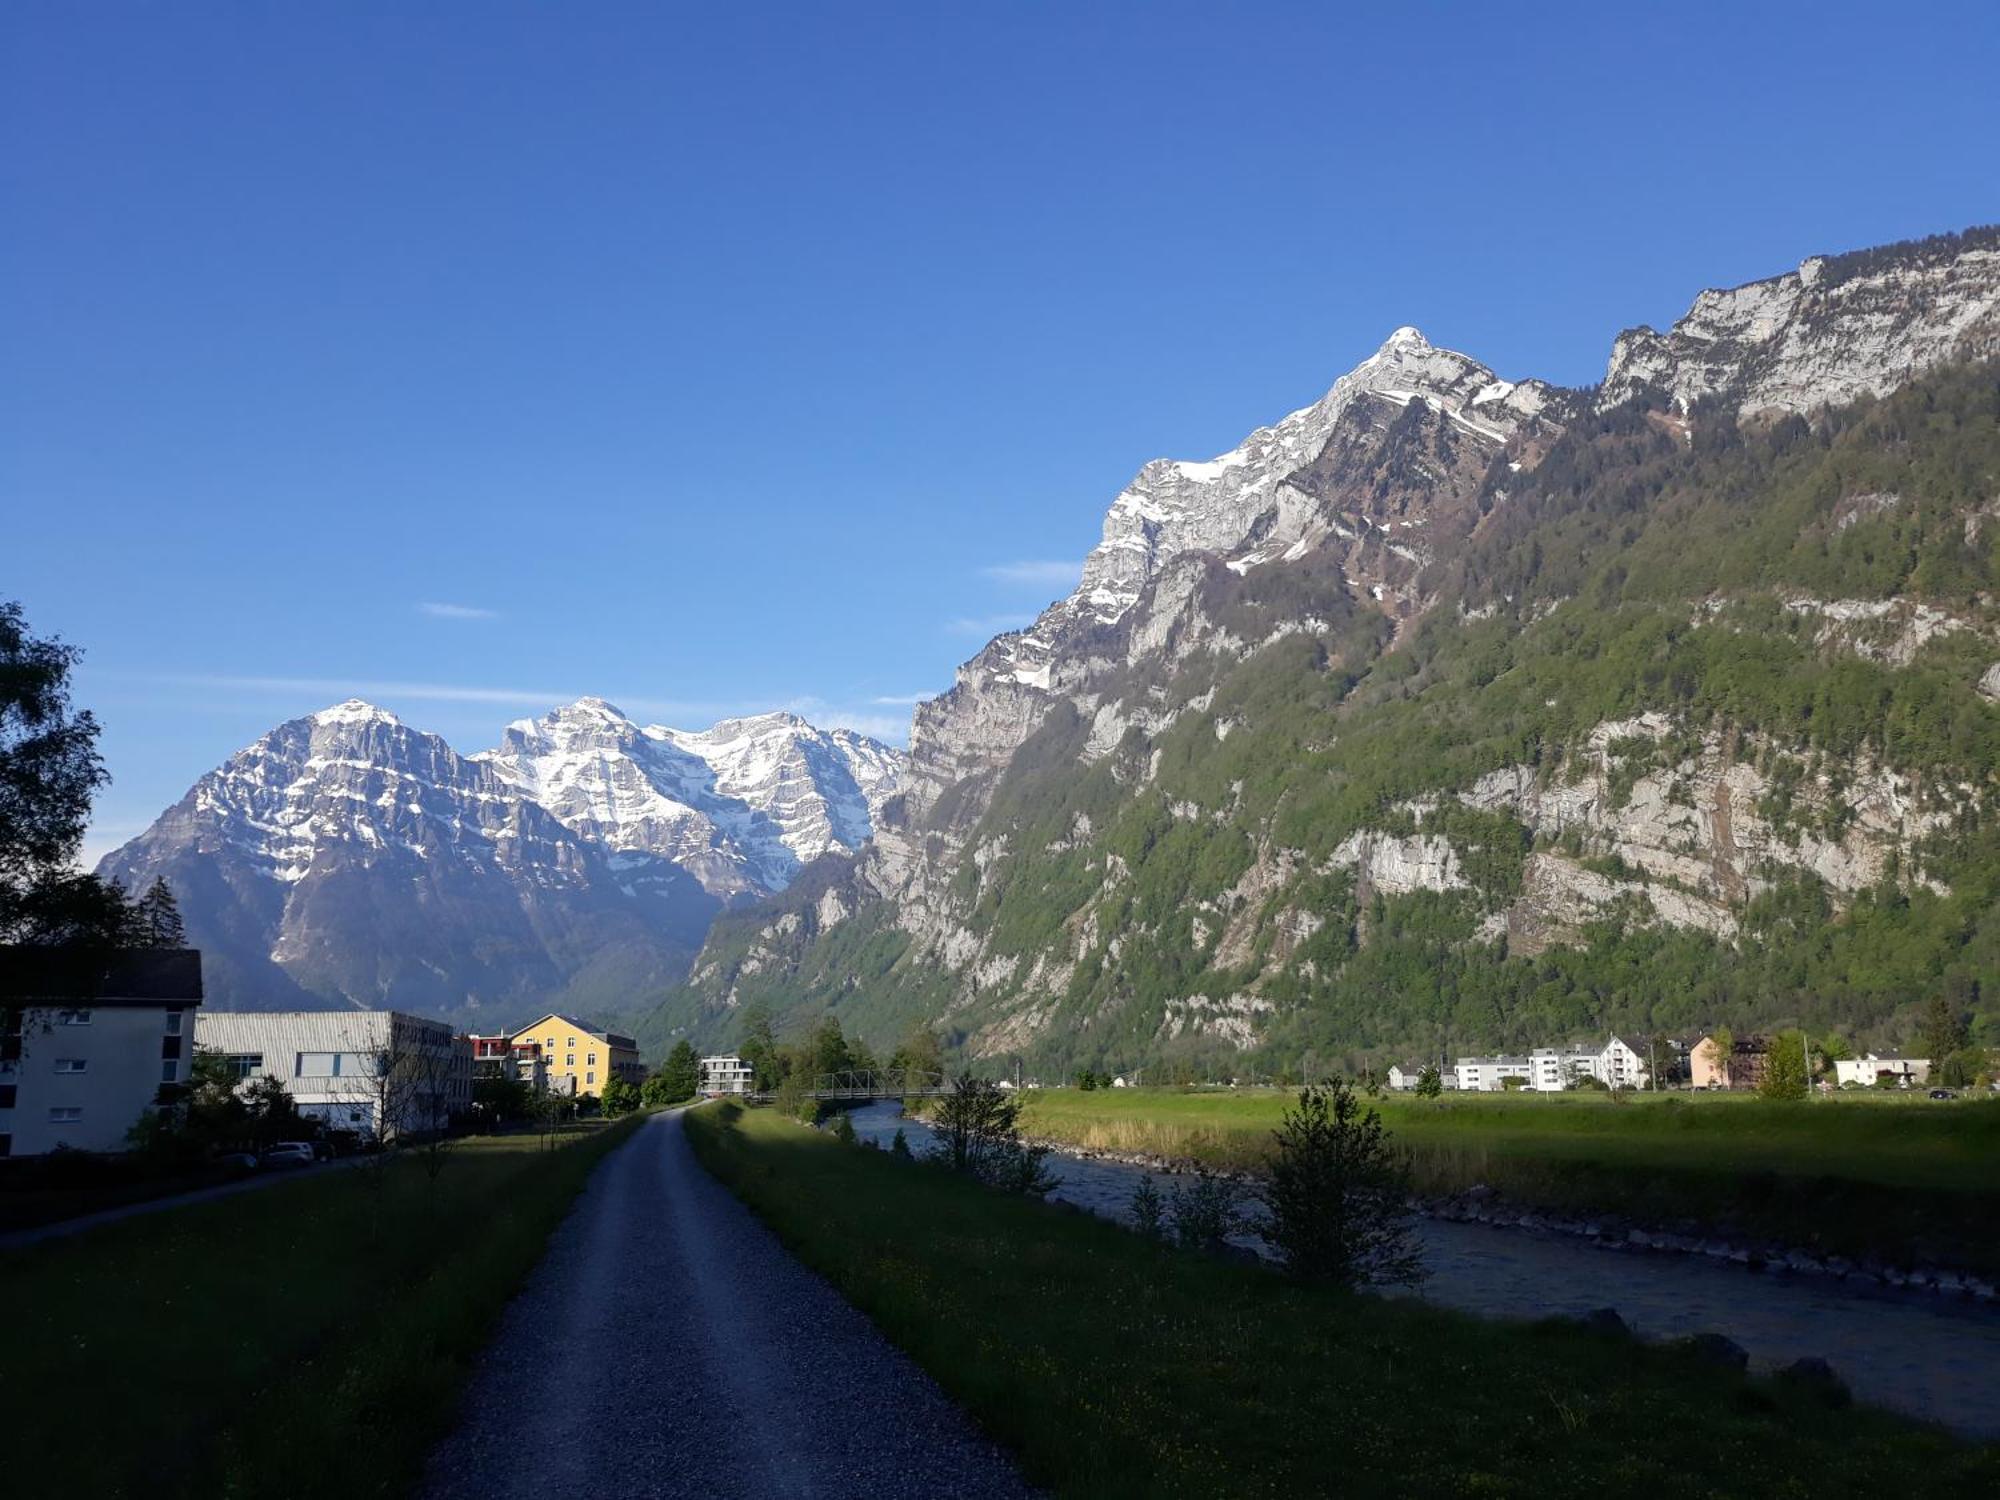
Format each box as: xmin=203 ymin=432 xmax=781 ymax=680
xmin=699 ymin=1054 xmax=755 ymax=1095
xmin=1833 ymin=1054 xmax=1931 ymax=1087
xmin=1600 ymin=1035 xmax=1650 ymax=1089
xmin=1689 ymin=1034 xmax=1771 ymax=1090
xmin=0 ymin=946 xmax=203 ymax=1156
xmin=1454 ymin=1055 xmax=1532 ymax=1092
xmin=507 ymin=1013 xmax=641 ymax=1099
xmin=1387 ymin=1063 xmax=1425 ymax=1091
xmin=467 ymin=1032 xmax=548 ymax=1089
xmin=195 ymin=1010 xmax=471 ymax=1138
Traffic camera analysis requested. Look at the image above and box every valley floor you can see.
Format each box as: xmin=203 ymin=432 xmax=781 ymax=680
xmin=687 ymin=1100 xmax=1998 ymax=1497
xmin=1014 ymin=1087 xmax=2000 ymax=1276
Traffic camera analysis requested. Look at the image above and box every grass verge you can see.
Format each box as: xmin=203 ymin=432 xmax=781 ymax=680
xmin=1015 ymin=1088 xmax=2000 ymax=1273
xmin=0 ymin=1114 xmax=643 ymax=1499
xmin=685 ymin=1100 xmax=1997 ymax=1497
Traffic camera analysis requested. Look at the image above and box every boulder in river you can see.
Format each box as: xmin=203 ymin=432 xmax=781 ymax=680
xmin=1681 ymin=1333 xmax=1750 ymax=1371
xmin=1579 ymin=1307 xmax=1631 ymax=1338
xmin=1777 ymin=1357 xmax=1852 ymax=1408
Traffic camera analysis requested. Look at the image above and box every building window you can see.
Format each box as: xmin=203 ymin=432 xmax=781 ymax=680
xmin=54 ymin=1058 xmax=87 ymax=1074
xmin=165 ymin=1009 xmax=184 ymax=1035
xmin=226 ymin=1053 xmax=265 ymax=1078
xmin=0 ymin=1084 xmax=16 ymax=1108
xmin=588 ymin=1052 xmax=597 ymax=1066
xmin=48 ymin=1107 xmax=83 ymax=1124
xmin=162 ymin=1060 xmax=179 ymax=1084
xmin=162 ymin=1035 xmax=183 ymax=1060
xmin=567 ymin=1036 xmax=576 ymax=1048
xmin=566 ymin=1054 xmax=575 ymax=1068
xmin=57 ymin=1009 xmax=92 ymax=1026
xmin=586 ymin=1072 xmax=595 ymax=1085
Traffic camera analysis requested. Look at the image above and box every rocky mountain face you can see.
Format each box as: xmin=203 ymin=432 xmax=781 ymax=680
xmin=656 ymin=226 xmax=2000 ymax=1072
xmin=100 ymin=700 xmax=904 ymax=1019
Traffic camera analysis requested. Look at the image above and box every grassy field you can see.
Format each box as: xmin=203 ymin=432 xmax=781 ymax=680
xmin=0 ymin=1116 xmax=642 ymax=1500
xmin=1014 ymin=1088 xmax=2000 ymax=1273
xmin=685 ymin=1100 xmax=1996 ymax=1497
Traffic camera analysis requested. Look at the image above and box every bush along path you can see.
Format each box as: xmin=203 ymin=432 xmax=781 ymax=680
xmin=420 ymin=1108 xmax=1026 ymax=1500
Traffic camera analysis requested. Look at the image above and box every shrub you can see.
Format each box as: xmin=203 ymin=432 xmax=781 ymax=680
xmin=1131 ymin=1174 xmax=1165 ymax=1240
xmin=926 ymin=1073 xmax=1059 ymax=1195
xmin=1260 ymin=1082 xmax=1425 ymax=1288
xmin=1168 ymin=1170 xmax=1241 ymax=1253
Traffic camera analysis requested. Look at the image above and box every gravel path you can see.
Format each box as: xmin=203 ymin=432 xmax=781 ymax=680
xmin=421 ymin=1109 xmax=1029 ymax=1500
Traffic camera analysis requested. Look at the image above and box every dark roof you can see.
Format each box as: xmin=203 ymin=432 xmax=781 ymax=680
xmin=512 ymin=1012 xmax=636 ymax=1050
xmin=0 ymin=945 xmax=203 ymax=1003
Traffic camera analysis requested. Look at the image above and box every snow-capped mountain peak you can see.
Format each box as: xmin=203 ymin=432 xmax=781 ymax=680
xmin=474 ymin=700 xmax=905 ymax=897
xmin=312 ymin=697 xmax=402 ymax=727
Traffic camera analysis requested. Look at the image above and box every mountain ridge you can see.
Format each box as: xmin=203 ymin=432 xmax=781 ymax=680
xmin=645 ymin=224 xmax=2000 ymax=1072
xmin=99 ymin=698 xmax=905 ymax=1019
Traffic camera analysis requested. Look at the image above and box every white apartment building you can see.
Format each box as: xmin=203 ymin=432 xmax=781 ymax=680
xmin=195 ymin=1010 xmax=472 ymax=1138
xmin=1454 ymin=1055 xmax=1532 ymax=1092
xmin=1833 ymin=1053 xmax=1931 ymax=1087
xmin=699 ymin=1054 xmax=755 ymax=1095
xmin=0 ymin=947 xmax=204 ymax=1156
xmin=1454 ymin=1036 xmax=1651 ymax=1093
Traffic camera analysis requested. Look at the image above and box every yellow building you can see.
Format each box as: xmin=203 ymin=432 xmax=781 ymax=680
xmin=507 ymin=1012 xmax=642 ymax=1098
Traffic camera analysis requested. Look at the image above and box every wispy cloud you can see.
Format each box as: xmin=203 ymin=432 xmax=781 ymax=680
xmin=818 ymin=711 xmax=910 ymax=742
xmin=417 ymin=602 xmax=500 ymax=621
xmin=945 ymin=612 xmax=1035 ymax=638
xmin=139 ymin=672 xmax=723 ymax=721
xmin=868 ymin=691 xmax=934 ymax=706
xmin=982 ymin=559 xmax=1082 ymax=589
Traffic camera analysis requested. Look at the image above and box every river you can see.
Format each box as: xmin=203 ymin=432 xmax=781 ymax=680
xmin=841 ymin=1099 xmax=2000 ymax=1439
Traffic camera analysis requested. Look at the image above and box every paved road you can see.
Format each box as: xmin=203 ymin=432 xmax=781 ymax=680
xmin=421 ymin=1110 xmax=1029 ymax=1500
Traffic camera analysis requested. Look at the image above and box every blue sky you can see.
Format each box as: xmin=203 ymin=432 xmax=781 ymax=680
xmin=5 ymin=2 xmax=1996 ymax=865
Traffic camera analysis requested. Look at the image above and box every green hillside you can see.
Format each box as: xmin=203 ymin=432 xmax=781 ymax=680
xmin=639 ymin=359 xmax=2000 ymax=1074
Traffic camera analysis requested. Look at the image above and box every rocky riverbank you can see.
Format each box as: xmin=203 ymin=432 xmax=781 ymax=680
xmin=1021 ymin=1134 xmax=2000 ymax=1305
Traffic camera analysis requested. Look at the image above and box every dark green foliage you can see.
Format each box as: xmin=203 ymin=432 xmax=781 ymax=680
xmin=1759 ymin=1031 xmax=1810 ymax=1101
xmin=1130 ymin=1173 xmax=1165 ymax=1240
xmin=598 ymin=1073 xmax=641 ymax=1117
xmin=1261 ymin=1082 xmax=1423 ymax=1287
xmin=644 ymin=1039 xmax=701 ymax=1106
xmin=1166 ymin=1170 xmax=1240 ymax=1253
xmin=926 ymin=1072 xmax=1058 ymax=1194
xmin=828 ymin=1110 xmax=858 ymax=1146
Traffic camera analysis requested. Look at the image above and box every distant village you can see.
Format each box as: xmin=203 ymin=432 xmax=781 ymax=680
xmin=1388 ymin=1034 xmax=1938 ymax=1094
xmin=0 ymin=940 xmax=1978 ymax=1162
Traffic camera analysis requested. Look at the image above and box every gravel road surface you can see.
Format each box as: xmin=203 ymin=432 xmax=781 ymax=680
xmin=421 ymin=1109 xmax=1029 ymax=1500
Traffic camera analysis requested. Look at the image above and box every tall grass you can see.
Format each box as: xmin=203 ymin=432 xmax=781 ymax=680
xmin=687 ymin=1102 xmax=1997 ymax=1497
xmin=0 ymin=1117 xmax=642 ymax=1499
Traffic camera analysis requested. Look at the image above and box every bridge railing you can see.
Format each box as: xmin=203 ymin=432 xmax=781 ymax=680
xmin=808 ymin=1066 xmax=948 ymax=1100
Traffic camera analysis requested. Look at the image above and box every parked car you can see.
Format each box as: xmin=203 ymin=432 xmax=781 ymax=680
xmin=1928 ymin=1088 xmax=1958 ymax=1100
xmin=261 ymin=1143 xmax=315 ymax=1168
xmin=215 ymin=1151 xmax=259 ymax=1172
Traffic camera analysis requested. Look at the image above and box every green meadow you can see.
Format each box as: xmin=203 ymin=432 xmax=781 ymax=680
xmin=687 ymin=1100 xmax=1997 ymax=1498
xmin=0 ymin=1117 xmax=642 ymax=1500
xmin=1015 ymin=1087 xmax=2000 ymax=1273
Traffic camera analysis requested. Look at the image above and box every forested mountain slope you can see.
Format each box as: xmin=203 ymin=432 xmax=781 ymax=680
xmin=640 ymin=231 xmax=2000 ymax=1073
